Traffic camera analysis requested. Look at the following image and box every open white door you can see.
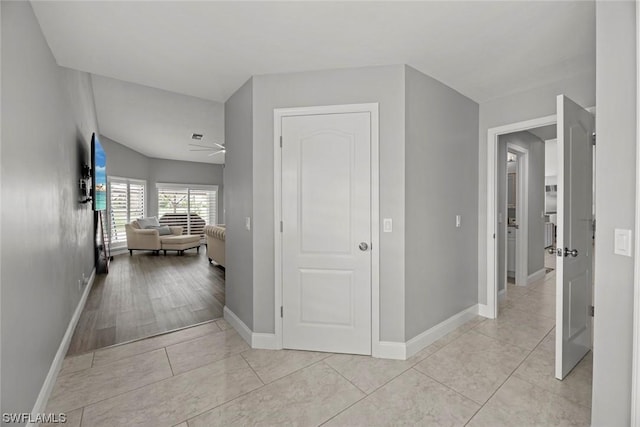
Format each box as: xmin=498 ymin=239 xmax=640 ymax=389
xmin=555 ymin=95 xmax=594 ymax=380
xmin=281 ymin=111 xmax=372 ymax=355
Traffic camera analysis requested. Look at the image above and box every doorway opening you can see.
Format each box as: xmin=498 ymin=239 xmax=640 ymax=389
xmin=486 ymin=96 xmax=595 ymax=387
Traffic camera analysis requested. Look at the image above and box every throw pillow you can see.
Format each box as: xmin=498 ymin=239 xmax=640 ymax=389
xmin=144 ymin=225 xmax=172 ymax=235
xmin=156 ymin=225 xmax=172 ymax=236
xmin=137 ymin=216 xmax=160 ymax=229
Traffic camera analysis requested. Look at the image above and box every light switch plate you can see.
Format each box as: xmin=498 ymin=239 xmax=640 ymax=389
xmin=245 ymin=217 xmax=251 ymax=231
xmin=614 ymin=228 xmax=632 ymax=257
xmin=456 ymin=215 xmax=462 ymax=228
xmin=383 ymin=218 xmax=392 ymax=233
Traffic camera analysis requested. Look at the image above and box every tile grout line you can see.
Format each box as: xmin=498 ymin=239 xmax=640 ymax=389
xmin=316 ymin=362 xmax=372 ymax=426
xmin=238 ymin=352 xmax=266 ymax=385
xmin=90 ymin=326 xmax=231 ymax=369
xmin=164 ymin=347 xmax=175 ymax=376
xmin=183 ymin=355 xmax=334 ymax=425
xmin=56 ymin=349 xmax=194 ymax=415
xmin=463 ymin=324 xmax=554 ymax=426
xmin=410 ymin=366 xmax=485 ymax=408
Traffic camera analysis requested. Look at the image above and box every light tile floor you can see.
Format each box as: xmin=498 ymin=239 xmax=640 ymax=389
xmin=45 ymin=273 xmax=591 ymax=426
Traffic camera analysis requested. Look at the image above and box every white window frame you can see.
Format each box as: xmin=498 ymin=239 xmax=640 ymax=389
xmin=155 ymin=183 xmax=218 ymax=235
xmin=107 ymin=176 xmax=147 ymax=248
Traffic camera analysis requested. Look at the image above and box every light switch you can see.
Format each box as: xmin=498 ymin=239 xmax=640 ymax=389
xmin=456 ymin=215 xmax=462 ymax=228
xmin=383 ymin=218 xmax=393 ymax=233
xmin=614 ymin=228 xmax=632 ymax=257
xmin=245 ymin=217 xmax=251 ymax=231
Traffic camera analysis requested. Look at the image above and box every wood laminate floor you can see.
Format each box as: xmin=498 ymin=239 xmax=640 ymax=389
xmin=67 ymin=249 xmax=224 ymax=356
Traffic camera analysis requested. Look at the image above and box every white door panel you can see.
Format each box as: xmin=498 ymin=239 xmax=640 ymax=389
xmin=281 ymin=112 xmax=371 ymax=355
xmin=556 ymin=95 xmax=594 ymax=379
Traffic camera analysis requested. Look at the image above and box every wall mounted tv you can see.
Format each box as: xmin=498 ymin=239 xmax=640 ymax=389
xmin=91 ymin=133 xmax=107 ymax=211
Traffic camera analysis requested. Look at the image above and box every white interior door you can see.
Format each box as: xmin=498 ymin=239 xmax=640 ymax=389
xmin=555 ymin=95 xmax=594 ymax=379
xmin=281 ymin=111 xmax=372 ymax=355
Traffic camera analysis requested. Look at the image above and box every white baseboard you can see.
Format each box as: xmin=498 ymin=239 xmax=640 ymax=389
xmin=478 ymin=303 xmax=494 ymax=319
xmin=223 ymin=306 xmax=253 ymax=345
xmin=252 ymin=333 xmax=279 ymax=349
xmin=28 ymin=268 xmax=96 ymax=427
xmin=223 ymin=306 xmax=279 ymax=349
xmin=374 ymin=341 xmax=406 ymax=360
xmin=527 ymin=268 xmax=546 ymax=284
xmin=405 ymin=304 xmax=480 ymax=360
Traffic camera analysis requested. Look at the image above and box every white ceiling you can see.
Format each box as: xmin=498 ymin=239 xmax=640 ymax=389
xmin=528 ymin=125 xmax=557 ymax=142
xmin=92 ymin=75 xmax=225 ymax=164
xmin=31 ymin=1 xmax=594 ymax=164
xmin=32 ymin=1 xmax=595 ymax=104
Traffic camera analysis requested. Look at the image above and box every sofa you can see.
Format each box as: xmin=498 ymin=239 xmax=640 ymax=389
xmin=204 ymin=225 xmax=225 ymax=266
xmin=125 ymin=219 xmax=184 ymax=255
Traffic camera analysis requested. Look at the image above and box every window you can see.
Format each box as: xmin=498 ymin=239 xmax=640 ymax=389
xmin=156 ymin=184 xmax=217 ymax=236
xmin=108 ymin=177 xmax=146 ymax=247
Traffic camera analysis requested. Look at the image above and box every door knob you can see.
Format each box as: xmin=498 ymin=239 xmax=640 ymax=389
xmin=547 ymin=247 xmax=555 ymax=255
xmin=564 ymin=248 xmax=579 ymax=257
xmin=359 ymin=242 xmax=369 ymax=251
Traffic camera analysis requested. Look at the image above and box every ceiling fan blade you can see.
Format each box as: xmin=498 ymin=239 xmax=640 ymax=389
xmin=207 ymin=150 xmax=226 ymax=157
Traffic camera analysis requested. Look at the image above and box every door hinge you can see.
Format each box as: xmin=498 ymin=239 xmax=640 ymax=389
xmin=280 ymin=221 xmax=283 ymax=232
xmin=493 ymin=233 xmax=496 ymax=239
xmin=280 ymin=136 xmax=283 ymax=147
xmin=592 ymin=133 xmax=596 ymax=146
xmin=280 ymin=306 xmax=283 ymax=318
xmin=590 ymin=305 xmax=594 ymax=317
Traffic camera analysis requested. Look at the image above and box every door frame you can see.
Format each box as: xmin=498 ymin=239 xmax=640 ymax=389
xmin=632 ymin=2 xmax=640 ymax=423
xmin=273 ymin=103 xmax=381 ymax=355
xmin=506 ymin=143 xmax=530 ymax=289
xmin=486 ymin=114 xmax=556 ymax=318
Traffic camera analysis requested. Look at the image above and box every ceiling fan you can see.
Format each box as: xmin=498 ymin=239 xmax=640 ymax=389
xmin=188 ymin=142 xmax=226 ymax=157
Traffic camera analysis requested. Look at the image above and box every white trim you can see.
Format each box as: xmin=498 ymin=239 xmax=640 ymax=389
xmin=527 ymin=268 xmax=546 ymax=285
xmin=155 ymin=182 xmax=219 ymax=192
xmin=478 ymin=304 xmax=493 ymax=318
xmin=486 ymin=114 xmax=557 ymax=319
xmin=405 ymin=305 xmax=480 ymax=359
xmin=109 ymin=175 xmax=147 ymax=185
xmin=273 ymin=103 xmax=381 ymax=357
xmin=376 ymin=341 xmax=406 ymax=360
xmin=252 ymin=333 xmax=279 ymax=350
xmin=223 ymin=306 xmax=252 ymax=346
xmin=507 ymin=144 xmax=529 ymax=288
xmin=632 ymin=2 xmax=640 ymax=424
xmin=28 ymin=269 xmax=96 ymax=427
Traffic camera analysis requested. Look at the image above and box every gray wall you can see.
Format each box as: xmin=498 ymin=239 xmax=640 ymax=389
xmin=224 ymin=78 xmax=254 ymax=329
xmin=497 ymin=131 xmax=546 ymax=283
xmin=251 ymin=65 xmax=406 ymax=340
xmin=592 ymin=2 xmax=636 ymax=424
xmin=100 ymin=136 xmax=224 ymax=224
xmin=1 ymin=2 xmax=98 ymax=416
xmin=404 ymin=66 xmax=479 ymax=341
xmin=477 ymin=72 xmax=595 ymax=305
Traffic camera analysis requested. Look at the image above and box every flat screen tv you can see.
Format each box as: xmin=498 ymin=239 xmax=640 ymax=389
xmin=91 ymin=133 xmax=107 ymax=211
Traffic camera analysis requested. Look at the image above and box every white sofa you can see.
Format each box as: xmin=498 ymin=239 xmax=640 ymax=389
xmin=204 ymin=225 xmax=225 ymax=266
xmin=125 ymin=220 xmax=183 ymax=255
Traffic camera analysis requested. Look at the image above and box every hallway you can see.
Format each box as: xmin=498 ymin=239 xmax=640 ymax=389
xmin=45 ymin=271 xmax=591 ymax=426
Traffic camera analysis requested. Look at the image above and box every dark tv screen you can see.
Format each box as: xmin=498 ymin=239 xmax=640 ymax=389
xmin=92 ymin=133 xmax=107 ymax=211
